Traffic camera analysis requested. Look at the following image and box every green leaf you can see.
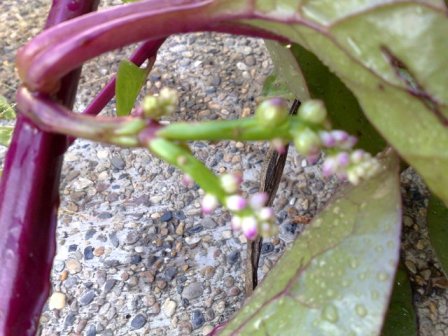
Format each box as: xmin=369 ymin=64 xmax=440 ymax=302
xmin=220 ymin=150 xmax=402 ymax=335
xmin=243 ymin=0 xmax=448 ymax=205
xmin=427 ymin=194 xmax=448 ymax=276
xmin=0 ymin=126 xmax=14 ymax=147
xmin=381 ymin=265 xmax=417 ymax=336
xmin=0 ymin=96 xmax=16 ymax=120
xmin=116 ymin=60 xmax=148 ymax=116
xmin=263 ymin=41 xmax=310 ymax=101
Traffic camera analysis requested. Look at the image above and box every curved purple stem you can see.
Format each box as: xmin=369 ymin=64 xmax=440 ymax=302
xmin=0 ymin=1 xmax=99 ymax=334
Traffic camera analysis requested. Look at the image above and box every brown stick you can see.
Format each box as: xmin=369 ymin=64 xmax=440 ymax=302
xmin=245 ymin=99 xmax=300 ymax=296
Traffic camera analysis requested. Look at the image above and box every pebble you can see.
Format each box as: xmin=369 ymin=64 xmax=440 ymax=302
xmin=164 ymin=266 xmax=178 ymax=281
xmin=162 ymin=299 xmax=177 ymax=317
xmin=66 ymin=258 xmax=82 ymax=274
xmin=261 ymin=243 xmax=275 ymax=254
xmin=191 ymin=310 xmax=205 ymax=329
xmin=86 ymin=324 xmax=96 ymax=336
xmin=227 ymin=251 xmax=240 ymax=265
xmin=229 ymin=287 xmax=241 ymax=297
xmin=223 ymin=276 xmax=234 ymax=288
xmin=182 ymin=282 xmax=204 ymax=300
xmin=130 ymin=314 xmax=147 ymax=330
xmin=110 ymin=155 xmax=126 ymax=170
xmin=161 ymin=211 xmax=173 ymax=222
xmin=79 ymin=290 xmax=96 ymax=306
xmin=84 ymin=246 xmax=95 ymax=260
xmin=64 ymin=312 xmax=76 ymax=329
xmin=48 ymin=292 xmax=66 ymax=310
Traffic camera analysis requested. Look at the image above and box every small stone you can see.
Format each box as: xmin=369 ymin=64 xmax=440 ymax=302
xmin=164 ymin=266 xmax=178 ymax=281
xmin=109 ymin=232 xmax=119 ymax=247
xmin=405 ymin=260 xmax=417 ymax=274
xmin=214 ymin=300 xmax=226 ymax=314
xmin=84 ymin=229 xmax=96 ymax=240
xmin=64 ymin=312 xmax=76 ymax=329
xmin=187 ymin=224 xmax=203 ymax=235
xmin=182 ymin=282 xmax=204 ymax=300
xmin=223 ymin=276 xmax=234 ymax=288
xmin=130 ymin=254 xmax=142 ymax=264
xmin=76 ymin=319 xmax=88 ymax=333
xmin=161 ymin=211 xmax=173 ymax=222
xmin=200 ymin=217 xmax=218 ymax=229
xmin=227 ymin=251 xmax=240 ymax=265
xmin=60 ymin=270 xmax=68 ymax=281
xmin=66 ymin=258 xmax=82 ymax=274
xmin=221 ymin=230 xmax=232 ymax=239
xmin=261 ymin=243 xmax=275 ymax=254
xmin=93 ymin=246 xmax=105 ymax=257
xmin=176 ymin=222 xmax=185 ymax=235
xmin=84 ymin=246 xmax=94 ymax=260
xmin=191 ymin=310 xmax=205 ymax=329
xmin=228 ymin=287 xmax=241 ymax=296
xmin=79 ymin=290 xmax=96 ymax=306
xmin=156 ymin=280 xmax=167 ymax=290
xmin=110 ymin=155 xmax=126 ymax=170
xmin=130 ymin=314 xmax=147 ymax=330
xmin=125 ymin=231 xmax=139 ymax=244
xmin=103 ymin=279 xmax=116 ymax=294
xmin=86 ymin=324 xmax=96 ymax=336
xmin=68 ymin=244 xmax=78 ymax=252
xmin=48 ymin=292 xmax=66 ymax=310
xmin=149 ymin=303 xmax=161 ymax=315
xmin=162 ymin=299 xmax=177 ymax=317
xmin=185 ymin=236 xmax=201 ymax=246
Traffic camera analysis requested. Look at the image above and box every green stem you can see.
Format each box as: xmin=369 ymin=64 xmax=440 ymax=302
xmin=147 ymin=138 xmax=227 ymax=201
xmin=157 ymin=117 xmax=298 ymax=141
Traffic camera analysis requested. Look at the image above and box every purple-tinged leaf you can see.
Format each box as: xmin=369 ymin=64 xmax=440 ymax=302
xmin=219 ymin=150 xmax=402 ymax=335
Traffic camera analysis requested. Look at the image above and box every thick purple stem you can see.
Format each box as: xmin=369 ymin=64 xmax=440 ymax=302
xmin=0 ymin=1 xmax=99 ymax=335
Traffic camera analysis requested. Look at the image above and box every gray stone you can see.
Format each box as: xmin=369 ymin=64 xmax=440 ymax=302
xmin=130 ymin=314 xmax=147 ymax=330
xmin=79 ymin=290 xmax=96 ymax=306
xmin=182 ymin=282 xmax=204 ymax=300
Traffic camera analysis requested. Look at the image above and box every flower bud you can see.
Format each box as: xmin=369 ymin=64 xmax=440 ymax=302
xmin=142 ymin=88 xmax=178 ymax=119
xmin=225 ymin=195 xmax=247 ymax=212
xmin=220 ymin=173 xmax=242 ymax=194
xmin=255 ymin=98 xmax=289 ymax=126
xmin=299 ymin=100 xmax=327 ymax=124
xmin=293 ymin=128 xmax=321 ymax=156
xmin=231 ymin=216 xmax=242 ymax=231
xmin=258 ymin=207 xmax=274 ymax=221
xmin=241 ymin=216 xmax=258 ymax=240
xmin=250 ymin=192 xmax=268 ymax=209
xmin=201 ymin=194 xmax=218 ymax=215
xmin=181 ymin=174 xmax=194 ymax=188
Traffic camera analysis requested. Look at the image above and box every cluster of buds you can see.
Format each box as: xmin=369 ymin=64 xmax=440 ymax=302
xmin=199 ymin=172 xmax=276 ymax=240
xmin=323 ymin=150 xmax=381 ymax=185
xmin=289 ymin=99 xmax=380 ymax=185
xmin=142 ymin=87 xmax=178 ymax=119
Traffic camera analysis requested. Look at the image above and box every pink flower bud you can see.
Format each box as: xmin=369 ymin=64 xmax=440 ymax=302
xmin=322 ymin=157 xmax=338 ymax=177
xmin=220 ymin=173 xmax=241 ymax=194
xmin=319 ymin=131 xmax=336 ymax=148
xmin=331 ymin=130 xmax=349 ymax=143
xmin=225 ymin=195 xmax=247 ymax=211
xmin=271 ymin=138 xmax=286 ymax=154
xmin=336 ymin=152 xmax=350 ymax=167
xmin=181 ymin=174 xmax=194 ymax=188
xmin=231 ymin=216 xmax=242 ymax=231
xmin=241 ymin=217 xmax=258 ymax=240
xmin=201 ymin=194 xmax=218 ymax=215
xmin=350 ymin=149 xmax=365 ymax=164
xmin=307 ymin=152 xmax=321 ymax=165
xmin=258 ymin=207 xmax=274 ymax=221
xmin=250 ymin=192 xmax=268 ymax=209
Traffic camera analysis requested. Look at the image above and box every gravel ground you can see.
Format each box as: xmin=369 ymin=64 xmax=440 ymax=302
xmin=1 ymin=1 xmax=448 ymax=336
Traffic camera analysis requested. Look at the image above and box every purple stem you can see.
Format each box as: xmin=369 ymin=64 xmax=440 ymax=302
xmin=0 ymin=1 xmax=99 ymax=335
